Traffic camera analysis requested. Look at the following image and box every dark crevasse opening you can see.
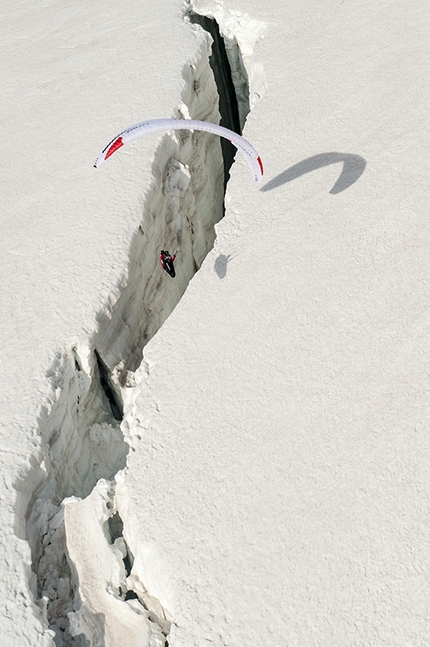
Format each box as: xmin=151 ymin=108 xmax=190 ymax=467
xmin=94 ymin=349 xmax=123 ymax=421
xmin=189 ymin=12 xmax=245 ymax=188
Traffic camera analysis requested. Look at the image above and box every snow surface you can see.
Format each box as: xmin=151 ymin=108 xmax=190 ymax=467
xmin=1 ymin=0 xmax=429 ymax=645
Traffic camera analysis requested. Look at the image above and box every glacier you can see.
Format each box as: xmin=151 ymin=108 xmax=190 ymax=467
xmin=0 ymin=0 xmax=429 ymax=646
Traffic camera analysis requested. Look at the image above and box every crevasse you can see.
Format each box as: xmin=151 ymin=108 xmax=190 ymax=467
xmin=20 ymin=5 xmax=263 ymax=646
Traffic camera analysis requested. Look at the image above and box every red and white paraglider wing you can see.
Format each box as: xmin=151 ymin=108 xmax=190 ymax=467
xmin=94 ymin=118 xmax=263 ymax=182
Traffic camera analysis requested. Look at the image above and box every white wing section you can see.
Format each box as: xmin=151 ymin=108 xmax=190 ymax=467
xmin=94 ymin=118 xmax=263 ymax=181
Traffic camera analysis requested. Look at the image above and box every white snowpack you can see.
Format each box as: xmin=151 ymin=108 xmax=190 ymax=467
xmin=0 ymin=0 xmax=429 ymax=645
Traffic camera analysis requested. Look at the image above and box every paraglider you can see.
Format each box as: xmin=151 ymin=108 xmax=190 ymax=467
xmin=94 ymin=118 xmax=264 ymax=181
xmin=160 ymin=250 xmax=176 ymax=278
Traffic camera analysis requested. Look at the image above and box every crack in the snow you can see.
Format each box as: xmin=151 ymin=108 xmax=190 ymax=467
xmin=189 ymin=11 xmax=245 ymax=187
xmin=19 ymin=6 xmax=260 ymax=645
xmin=24 ymin=348 xmax=129 ymax=645
xmin=105 ymin=511 xmax=172 ymax=639
xmin=94 ymin=350 xmax=124 ymax=422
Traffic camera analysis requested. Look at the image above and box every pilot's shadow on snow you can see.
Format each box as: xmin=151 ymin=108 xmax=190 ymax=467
xmin=214 ymin=253 xmax=232 ymax=279
xmin=260 ymin=152 xmax=366 ymax=194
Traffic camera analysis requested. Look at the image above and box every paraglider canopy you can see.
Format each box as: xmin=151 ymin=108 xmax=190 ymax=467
xmin=94 ymin=118 xmax=263 ymax=182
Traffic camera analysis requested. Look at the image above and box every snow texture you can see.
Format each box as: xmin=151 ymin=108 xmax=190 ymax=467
xmin=1 ymin=0 xmax=429 ymax=646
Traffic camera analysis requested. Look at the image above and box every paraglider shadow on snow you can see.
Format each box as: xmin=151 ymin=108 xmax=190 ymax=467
xmin=260 ymin=153 xmax=366 ymax=195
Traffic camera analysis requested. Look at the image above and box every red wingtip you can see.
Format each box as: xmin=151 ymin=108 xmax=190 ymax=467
xmin=257 ymin=156 xmax=264 ymax=177
xmin=105 ymin=137 xmax=124 ymax=160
